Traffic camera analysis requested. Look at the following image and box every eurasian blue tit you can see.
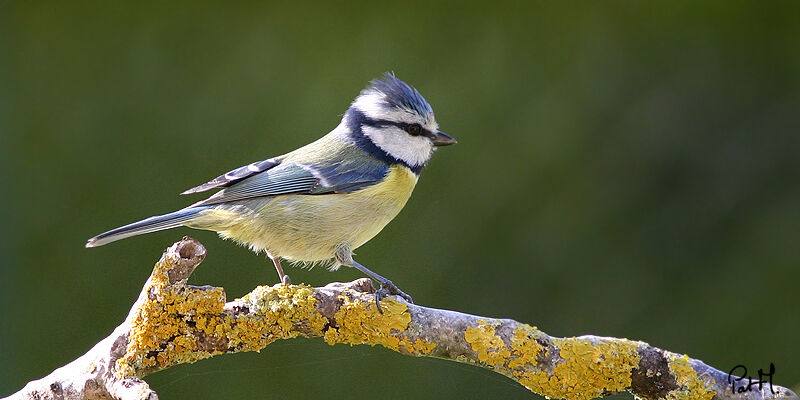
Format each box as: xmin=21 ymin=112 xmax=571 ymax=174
xmin=87 ymin=73 xmax=456 ymax=307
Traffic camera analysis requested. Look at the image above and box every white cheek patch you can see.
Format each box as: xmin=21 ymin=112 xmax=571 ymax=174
xmin=362 ymin=125 xmax=434 ymax=167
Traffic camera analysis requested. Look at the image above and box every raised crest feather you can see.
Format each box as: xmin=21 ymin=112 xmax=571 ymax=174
xmin=363 ymin=73 xmax=433 ymax=119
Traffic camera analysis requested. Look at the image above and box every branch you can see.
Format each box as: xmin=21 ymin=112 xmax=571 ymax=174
xmin=6 ymin=238 xmax=797 ymax=400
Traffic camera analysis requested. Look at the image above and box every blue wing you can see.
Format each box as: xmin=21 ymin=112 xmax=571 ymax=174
xmin=181 ymin=157 xmax=283 ymax=195
xmin=189 ymin=158 xmax=390 ymax=207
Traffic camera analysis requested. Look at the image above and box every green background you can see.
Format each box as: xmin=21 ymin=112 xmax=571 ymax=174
xmin=2 ymin=2 xmax=799 ymax=399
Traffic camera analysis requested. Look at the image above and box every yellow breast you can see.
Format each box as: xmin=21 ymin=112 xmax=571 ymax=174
xmin=196 ymin=165 xmax=418 ymax=263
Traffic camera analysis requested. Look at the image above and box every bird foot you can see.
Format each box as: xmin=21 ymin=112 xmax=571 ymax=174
xmin=281 ymin=274 xmax=292 ymax=285
xmin=374 ymin=279 xmax=413 ymax=313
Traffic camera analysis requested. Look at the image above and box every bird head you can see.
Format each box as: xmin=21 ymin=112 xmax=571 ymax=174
xmin=346 ymin=73 xmax=456 ymax=169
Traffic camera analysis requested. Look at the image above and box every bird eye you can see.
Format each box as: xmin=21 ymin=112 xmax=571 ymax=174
xmin=406 ymin=124 xmax=422 ymax=136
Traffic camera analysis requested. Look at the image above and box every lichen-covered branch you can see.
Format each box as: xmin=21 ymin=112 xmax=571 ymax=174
xmin=6 ymin=238 xmax=798 ymax=400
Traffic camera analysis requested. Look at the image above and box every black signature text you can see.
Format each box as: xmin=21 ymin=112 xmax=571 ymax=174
xmin=728 ymin=363 xmax=775 ymax=394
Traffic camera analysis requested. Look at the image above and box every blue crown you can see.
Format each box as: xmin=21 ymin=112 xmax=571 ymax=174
xmin=364 ymin=73 xmax=433 ymax=118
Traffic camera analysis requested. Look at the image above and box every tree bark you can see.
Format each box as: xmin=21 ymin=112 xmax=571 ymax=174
xmin=5 ymin=237 xmax=797 ymax=400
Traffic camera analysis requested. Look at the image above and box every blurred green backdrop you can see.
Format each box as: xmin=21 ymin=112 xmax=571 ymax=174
xmin=2 ymin=1 xmax=799 ymax=399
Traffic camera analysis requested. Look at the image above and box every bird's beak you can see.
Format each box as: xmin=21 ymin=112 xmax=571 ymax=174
xmin=431 ymin=130 xmax=457 ymax=146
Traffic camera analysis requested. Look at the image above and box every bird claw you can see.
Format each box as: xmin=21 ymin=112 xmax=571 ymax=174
xmin=374 ymin=279 xmax=413 ymax=313
xmin=281 ymin=275 xmax=292 ymax=285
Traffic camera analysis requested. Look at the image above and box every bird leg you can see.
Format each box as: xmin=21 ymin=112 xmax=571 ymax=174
xmin=351 ymin=260 xmax=413 ymax=311
xmin=334 ymin=248 xmax=412 ymax=312
xmin=267 ymin=252 xmax=291 ymax=285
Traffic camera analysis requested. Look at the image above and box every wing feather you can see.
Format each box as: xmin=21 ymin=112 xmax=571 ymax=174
xmin=191 ymin=159 xmax=390 ymax=207
xmin=181 ymin=157 xmax=283 ymax=195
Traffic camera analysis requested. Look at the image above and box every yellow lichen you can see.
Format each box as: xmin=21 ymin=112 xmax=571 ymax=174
xmin=463 ymin=322 xmax=546 ymax=370
xmin=515 ymin=337 xmax=641 ymax=400
xmin=508 ymin=324 xmax=545 ymax=369
xmin=410 ymin=338 xmax=437 ymax=355
xmin=322 ymin=295 xmax=436 ymax=354
xmin=239 ymin=283 xmax=328 ymax=343
xmin=665 ymin=354 xmax=715 ymax=400
xmin=115 ymin=254 xmax=324 ymax=378
xmin=464 ymin=320 xmax=512 ymax=367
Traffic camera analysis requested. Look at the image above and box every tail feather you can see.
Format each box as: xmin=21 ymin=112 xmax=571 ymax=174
xmin=86 ymin=207 xmax=208 ymax=248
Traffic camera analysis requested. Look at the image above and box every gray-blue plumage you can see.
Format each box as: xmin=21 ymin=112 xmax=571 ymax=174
xmin=181 ymin=157 xmax=282 ymax=195
xmin=190 ymin=158 xmax=390 ymax=206
xmin=87 ymin=207 xmax=208 ymax=246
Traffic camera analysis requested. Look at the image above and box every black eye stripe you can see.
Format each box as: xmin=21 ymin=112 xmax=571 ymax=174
xmin=363 ymin=118 xmax=429 ymax=137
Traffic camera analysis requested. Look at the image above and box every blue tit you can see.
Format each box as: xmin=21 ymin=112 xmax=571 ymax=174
xmin=86 ymin=73 xmax=456 ymax=307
